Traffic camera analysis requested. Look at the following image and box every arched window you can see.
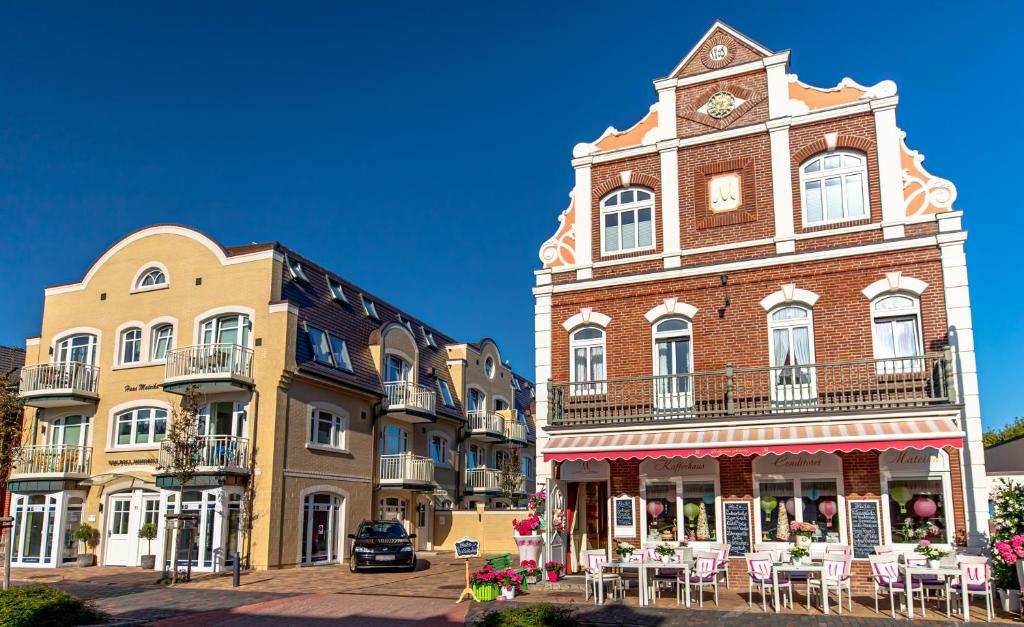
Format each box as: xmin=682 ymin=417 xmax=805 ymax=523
xmin=494 ymin=398 xmax=509 ymax=412
xmin=800 ymin=150 xmax=869 ymax=225
xmin=49 ymin=415 xmax=89 ymax=447
xmin=137 ymin=267 xmax=167 ymax=289
xmin=200 ymin=313 xmax=251 ymax=347
xmin=653 ymin=318 xmax=693 ymax=407
xmin=119 ymin=327 xmax=142 ymax=365
xmin=56 ymin=334 xmax=97 ymax=365
xmin=872 ymin=294 xmax=923 ymax=367
xmin=151 ymin=324 xmax=174 ymax=361
xmin=114 ymin=407 xmax=167 ymax=447
xmin=309 ymin=407 xmax=348 ymax=450
xmin=768 ymin=306 xmax=815 ymax=388
xmin=570 ymin=326 xmax=605 ymax=394
xmin=484 ymin=356 xmax=496 ymax=379
xmin=601 ymin=187 xmax=655 ymax=254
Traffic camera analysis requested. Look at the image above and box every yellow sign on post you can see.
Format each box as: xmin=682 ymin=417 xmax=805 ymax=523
xmin=454 ymin=536 xmax=480 ymax=604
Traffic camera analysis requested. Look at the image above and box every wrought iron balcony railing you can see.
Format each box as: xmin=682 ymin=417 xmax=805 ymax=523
xmin=384 ymin=381 xmax=436 ymax=415
xmin=12 ymin=445 xmax=92 ymax=477
xmin=548 ymin=353 xmax=954 ymax=427
xmin=158 ymin=435 xmax=249 ymax=471
xmin=19 ymin=362 xmax=99 ymax=398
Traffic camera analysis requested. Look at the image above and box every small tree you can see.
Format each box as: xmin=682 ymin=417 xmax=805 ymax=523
xmin=138 ymin=523 xmax=158 ymax=555
xmin=160 ymin=386 xmax=203 ymax=583
xmin=0 ymin=374 xmax=24 ymax=590
xmin=499 ymin=448 xmax=522 ymax=501
xmin=72 ymin=523 xmax=97 ymax=556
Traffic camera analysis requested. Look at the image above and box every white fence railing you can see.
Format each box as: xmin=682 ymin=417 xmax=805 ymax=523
xmin=164 ymin=344 xmax=254 ymax=381
xmin=466 ymin=468 xmax=524 ymax=493
xmin=158 ymin=435 xmax=249 ymax=470
xmin=19 ymin=363 xmax=99 ymax=396
xmin=13 ymin=445 xmax=92 ymax=476
xmin=504 ymin=421 xmax=528 ymax=444
xmin=467 ymin=410 xmax=504 ymax=435
xmin=379 ymin=452 xmax=434 ymax=485
xmin=384 ymin=381 xmax=436 ymax=415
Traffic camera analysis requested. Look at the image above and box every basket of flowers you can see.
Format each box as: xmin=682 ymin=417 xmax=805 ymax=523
xmin=471 ymin=564 xmax=499 ymax=601
xmin=496 ymin=568 xmax=524 ymax=600
xmin=915 ymin=539 xmax=949 ymax=569
xmin=654 ymin=543 xmax=676 ymax=563
xmin=520 ymin=560 xmax=543 ymax=584
xmin=616 ymin=541 xmax=637 ymax=561
xmin=790 ymin=521 xmax=819 ymax=547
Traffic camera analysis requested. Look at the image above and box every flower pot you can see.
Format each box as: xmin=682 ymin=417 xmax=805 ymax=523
xmin=795 ymin=535 xmax=812 ymax=548
xmin=792 ymin=557 xmax=803 ymax=566
xmin=514 ymin=535 xmax=543 ymax=565
xmin=546 ymin=571 xmax=560 ymax=582
xmin=526 ymin=575 xmax=540 ymax=585
xmin=140 ymin=555 xmax=156 ymax=570
xmin=473 ymin=583 xmax=498 ymax=602
xmin=927 ymin=559 xmax=941 ymax=569
xmin=501 ymin=585 xmax=516 ymax=600
xmin=77 ymin=554 xmax=95 ymax=567
xmin=999 ymin=589 xmax=1022 ymax=613
xmin=660 ymin=555 xmax=672 ymax=564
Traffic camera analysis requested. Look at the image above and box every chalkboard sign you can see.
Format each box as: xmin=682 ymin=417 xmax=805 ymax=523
xmin=612 ymin=494 xmax=636 ymax=538
xmin=454 ymin=536 xmax=480 ymax=558
xmin=723 ymin=501 xmax=751 ymax=557
xmin=848 ymin=500 xmax=881 ymax=559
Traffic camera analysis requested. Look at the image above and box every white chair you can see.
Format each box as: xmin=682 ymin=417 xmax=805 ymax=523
xmin=709 ymin=542 xmax=731 ymax=589
xmin=679 ymin=551 xmax=719 ymax=607
xmin=873 ymin=545 xmax=896 ymax=555
xmin=946 ymin=556 xmax=993 ymax=622
xmin=807 ymin=554 xmax=852 ymax=614
xmin=754 ymin=542 xmax=786 ymax=563
xmin=744 ymin=552 xmax=791 ymax=612
xmin=650 ymin=551 xmax=686 ymax=602
xmin=583 ymin=550 xmax=622 ymax=602
xmin=825 ymin=544 xmax=851 ymax=555
xmin=870 ymin=553 xmax=924 ymax=618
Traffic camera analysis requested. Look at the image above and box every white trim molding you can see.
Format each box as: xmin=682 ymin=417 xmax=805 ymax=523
xmin=129 ymin=261 xmax=170 ymax=294
xmin=644 ymin=298 xmax=698 ymax=323
xmin=759 ymin=284 xmax=820 ymax=311
xmin=861 ymin=272 xmax=928 ymax=300
xmin=562 ymin=308 xmax=612 ymax=332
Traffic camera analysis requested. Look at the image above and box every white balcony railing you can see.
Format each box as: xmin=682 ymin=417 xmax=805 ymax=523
xmin=19 ymin=363 xmax=99 ymax=397
xmin=158 ymin=435 xmax=249 ymax=471
xmin=164 ymin=344 xmax=254 ymax=383
xmin=379 ymin=452 xmax=434 ymax=486
xmin=384 ymin=381 xmax=436 ymax=415
xmin=467 ymin=410 xmax=504 ymax=436
xmin=466 ymin=467 xmax=524 ymax=493
xmin=12 ymin=445 xmax=92 ymax=477
xmin=504 ymin=421 xmax=528 ymax=444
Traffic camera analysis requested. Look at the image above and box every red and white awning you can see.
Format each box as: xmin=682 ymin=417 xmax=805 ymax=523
xmin=542 ymin=417 xmax=962 ymax=462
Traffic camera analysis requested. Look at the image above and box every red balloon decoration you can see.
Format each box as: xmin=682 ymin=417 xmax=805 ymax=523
xmin=913 ymin=497 xmax=938 ymax=519
xmin=647 ymin=500 xmax=665 ymax=519
xmin=818 ymin=500 xmax=836 ymax=528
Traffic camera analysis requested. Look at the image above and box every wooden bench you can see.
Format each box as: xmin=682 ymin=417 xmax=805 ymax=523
xmin=486 ymin=553 xmax=530 ymax=590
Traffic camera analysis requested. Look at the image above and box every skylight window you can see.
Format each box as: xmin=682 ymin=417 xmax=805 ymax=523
xmin=287 ymin=257 xmax=308 ymax=282
xmin=361 ymin=295 xmax=379 ymax=320
xmin=327 ymin=277 xmax=348 ymax=303
xmin=328 ymin=334 xmax=352 ymax=371
xmin=437 ymin=379 xmax=455 ymax=407
xmin=512 ymin=377 xmax=522 ymax=391
xmin=423 ymin=327 xmax=437 ymax=349
xmin=304 ymin=322 xmax=352 ymax=372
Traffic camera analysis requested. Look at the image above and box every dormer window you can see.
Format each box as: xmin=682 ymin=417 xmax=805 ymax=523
xmin=286 ymin=257 xmax=308 ymax=282
xmin=423 ymin=327 xmax=437 ymax=349
xmin=437 ymin=379 xmax=454 ymax=407
xmin=304 ymin=323 xmax=352 ymax=372
xmin=361 ymin=295 xmax=379 ymax=320
xmin=327 ymin=277 xmax=348 ymax=303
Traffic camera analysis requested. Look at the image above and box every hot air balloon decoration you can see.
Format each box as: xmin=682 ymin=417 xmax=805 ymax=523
xmin=891 ymin=486 xmax=913 ymax=514
xmin=684 ymin=502 xmax=700 ymax=524
xmin=761 ymin=496 xmax=777 ymax=522
xmin=784 ymin=498 xmax=795 ymax=516
xmin=702 ymin=492 xmax=714 ymax=505
xmin=913 ymin=497 xmax=937 ymax=519
xmin=818 ymin=500 xmax=837 ymax=528
xmin=647 ymin=500 xmax=665 ymax=520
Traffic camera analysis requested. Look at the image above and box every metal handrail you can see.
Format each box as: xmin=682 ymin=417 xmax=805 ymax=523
xmin=467 ymin=410 xmax=504 ymax=434
xmin=164 ymin=344 xmax=254 ymax=381
xmin=384 ymin=381 xmax=436 ymax=415
xmin=379 ymin=452 xmax=434 ymax=484
xmin=158 ymin=435 xmax=249 ymax=469
xmin=548 ymin=353 xmax=954 ymax=427
xmin=504 ymin=421 xmax=528 ymax=443
xmin=19 ymin=363 xmax=99 ymax=396
xmin=466 ymin=467 xmax=524 ymax=492
xmin=13 ymin=445 xmax=93 ymax=475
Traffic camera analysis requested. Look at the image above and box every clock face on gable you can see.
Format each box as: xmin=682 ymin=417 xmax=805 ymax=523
xmin=705 ymin=91 xmax=737 ymax=119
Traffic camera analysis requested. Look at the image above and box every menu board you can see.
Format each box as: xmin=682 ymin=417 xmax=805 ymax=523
xmin=723 ymin=501 xmax=751 ymax=557
xmin=454 ymin=537 xmax=480 ymax=558
xmin=848 ymin=500 xmax=881 ymax=559
xmin=612 ymin=494 xmax=636 ymax=538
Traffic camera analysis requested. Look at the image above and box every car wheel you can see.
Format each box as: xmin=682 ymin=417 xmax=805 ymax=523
xmin=349 ymin=559 xmax=359 ymax=573
xmin=405 ymin=559 xmax=417 ymax=572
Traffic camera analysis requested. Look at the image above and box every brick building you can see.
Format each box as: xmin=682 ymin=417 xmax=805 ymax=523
xmin=532 ymin=23 xmax=984 ymax=589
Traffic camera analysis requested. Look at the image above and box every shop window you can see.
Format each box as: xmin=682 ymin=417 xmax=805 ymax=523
xmin=758 ymin=481 xmax=795 ymax=542
xmin=886 ymin=477 xmax=946 ymax=543
xmin=682 ymin=481 xmax=716 ymax=542
xmin=644 ymin=482 xmax=678 ymax=543
xmin=758 ymin=479 xmax=842 ymax=544
xmin=800 ymin=479 xmax=840 ymax=539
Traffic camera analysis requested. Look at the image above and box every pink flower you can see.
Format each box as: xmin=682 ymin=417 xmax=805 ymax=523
xmin=918 ymin=539 xmax=930 ymax=547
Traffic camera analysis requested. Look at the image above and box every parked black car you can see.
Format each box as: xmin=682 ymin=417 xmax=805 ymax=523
xmin=348 ymin=520 xmax=417 ymax=572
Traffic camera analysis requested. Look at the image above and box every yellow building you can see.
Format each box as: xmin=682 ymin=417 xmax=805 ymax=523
xmin=10 ymin=224 xmax=535 ymax=571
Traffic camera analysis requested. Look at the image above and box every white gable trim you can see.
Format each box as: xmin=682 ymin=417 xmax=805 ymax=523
xmin=759 ymin=284 xmax=820 ymax=311
xmin=861 ymin=272 xmax=928 ymax=300
xmin=644 ymin=298 xmax=699 ymax=323
xmin=666 ymin=20 xmax=773 ymax=79
xmin=562 ymin=308 xmax=612 ymax=332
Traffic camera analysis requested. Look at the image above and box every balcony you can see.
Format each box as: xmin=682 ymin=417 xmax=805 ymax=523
xmin=10 ymin=445 xmax=92 ymax=479
xmin=383 ymin=381 xmax=436 ymax=423
xmin=163 ymin=344 xmax=254 ymax=394
xmin=467 ymin=410 xmax=505 ymax=441
xmin=157 ymin=435 xmax=249 ymax=476
xmin=18 ymin=363 xmax=99 ymax=408
xmin=548 ymin=354 xmax=954 ymax=428
xmin=379 ymin=452 xmax=435 ymax=490
xmin=465 ymin=468 xmax=524 ymax=495
xmin=503 ymin=420 xmax=529 ymax=446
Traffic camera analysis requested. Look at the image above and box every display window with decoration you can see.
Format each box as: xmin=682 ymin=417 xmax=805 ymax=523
xmin=879 ymin=448 xmax=954 ymax=548
xmin=638 ymin=457 xmax=720 ymax=548
xmin=753 ymin=453 xmax=845 ymax=545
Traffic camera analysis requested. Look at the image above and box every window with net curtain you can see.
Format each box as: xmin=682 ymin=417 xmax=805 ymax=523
xmin=800 ymin=151 xmax=869 ymax=225
xmin=769 ymin=306 xmax=814 ymax=385
xmin=570 ymin=326 xmax=605 ymax=393
xmin=601 ymin=187 xmax=655 ymax=254
xmin=654 ymin=318 xmax=692 ymax=397
xmin=872 ymin=295 xmax=922 ymax=371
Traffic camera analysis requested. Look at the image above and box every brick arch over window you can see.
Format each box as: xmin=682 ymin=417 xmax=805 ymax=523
xmin=593 ymin=172 xmax=660 ymax=199
xmin=791 ymin=135 xmax=876 ymax=166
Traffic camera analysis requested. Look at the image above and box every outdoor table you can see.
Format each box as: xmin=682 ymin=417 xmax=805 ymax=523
xmin=772 ymin=563 xmax=828 ymax=614
xmin=899 ymin=563 xmax=967 ymax=621
xmin=597 ymin=559 xmax=691 ymax=607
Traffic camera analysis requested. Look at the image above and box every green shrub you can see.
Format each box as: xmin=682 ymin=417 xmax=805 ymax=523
xmin=475 ymin=603 xmax=578 ymax=627
xmin=0 ymin=586 xmax=104 ymax=627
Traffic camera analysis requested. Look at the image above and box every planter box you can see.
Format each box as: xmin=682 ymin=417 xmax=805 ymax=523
xmin=999 ymin=589 xmax=1021 ymax=613
xmin=140 ymin=555 xmax=156 ymax=570
xmin=472 ymin=583 xmax=498 ymax=602
xmin=77 ymin=554 xmax=95 ymax=567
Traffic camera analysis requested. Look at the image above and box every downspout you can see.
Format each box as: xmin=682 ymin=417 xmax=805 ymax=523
xmin=30 ymin=409 xmax=39 ymax=446
xmin=244 ymin=389 xmax=259 ymax=570
xmin=370 ymin=399 xmax=382 ymax=517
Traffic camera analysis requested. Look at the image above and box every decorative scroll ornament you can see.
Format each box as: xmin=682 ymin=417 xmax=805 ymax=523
xmin=706 ymin=91 xmax=737 ymax=119
xmin=539 ymin=192 xmax=576 ymax=269
xmin=899 ymin=129 xmax=957 ymax=216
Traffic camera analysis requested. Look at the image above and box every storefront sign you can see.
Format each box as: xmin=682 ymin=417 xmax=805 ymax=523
xmin=110 ymin=458 xmax=158 ymax=466
xmin=754 ymin=452 xmax=841 ymax=476
xmin=123 ymin=382 xmax=163 ymax=392
xmin=848 ymin=500 xmax=881 ymax=559
xmin=454 ymin=536 xmax=480 ymax=558
xmin=612 ymin=494 xmax=636 ymax=539
xmin=879 ymin=448 xmax=948 ymax=473
xmin=723 ymin=501 xmax=751 ymax=557
xmin=640 ymin=456 xmax=718 ymax=478
xmin=559 ymin=459 xmax=609 ymax=482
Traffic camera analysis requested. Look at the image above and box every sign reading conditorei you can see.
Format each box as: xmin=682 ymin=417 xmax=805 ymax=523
xmin=848 ymin=500 xmax=881 ymax=559
xmin=723 ymin=501 xmax=751 ymax=557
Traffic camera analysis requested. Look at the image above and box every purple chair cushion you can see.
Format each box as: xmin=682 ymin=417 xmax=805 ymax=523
xmin=688 ymin=574 xmax=716 ymax=583
xmin=786 ymin=571 xmax=809 ymax=581
xmin=749 ymin=573 xmax=788 ymax=583
xmin=881 ymin=580 xmax=922 ymax=590
xmin=951 ymin=583 xmax=988 ymax=592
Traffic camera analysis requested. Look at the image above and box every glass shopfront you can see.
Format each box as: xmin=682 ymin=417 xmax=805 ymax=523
xmin=879 ymin=448 xmax=953 ymax=546
xmin=639 ymin=457 xmax=720 ymax=546
xmin=754 ymin=453 xmax=844 ymax=545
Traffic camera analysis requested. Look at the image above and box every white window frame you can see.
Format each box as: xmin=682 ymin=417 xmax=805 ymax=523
xmin=753 ymin=474 xmax=847 ymax=547
xmin=799 ymin=150 xmax=870 ymax=227
xmin=428 ymin=432 xmax=451 ymax=468
xmin=361 ymin=295 xmax=379 ymax=320
xmin=119 ymin=327 xmax=143 ymax=366
xmin=484 ymin=356 xmax=496 ymax=380
xmin=198 ymin=312 xmax=252 ymax=348
xmin=651 ymin=317 xmax=694 ymax=411
xmin=569 ymin=326 xmax=607 ymax=395
xmin=151 ymin=324 xmax=174 ymax=362
xmin=466 ymin=387 xmax=486 ymax=413
xmin=436 ymin=379 xmax=455 ymax=407
xmin=767 ymin=305 xmax=817 ymax=402
xmin=131 ymin=262 xmax=170 ymax=293
xmin=327 ymin=277 xmax=348 ymax=303
xmin=307 ymin=405 xmax=349 ymax=452
xmin=600 ymin=187 xmax=656 ymax=256
xmin=113 ymin=407 xmax=168 ymax=448
xmin=879 ymin=459 xmax=954 ymax=548
xmin=870 ymin=294 xmax=924 ymax=372
xmin=379 ymin=423 xmax=409 ymax=455
xmin=639 ymin=475 xmax=723 ymax=546
xmin=137 ymin=268 xmax=167 ymax=289
xmin=48 ymin=414 xmax=91 ymax=447
xmin=286 ymin=256 xmax=308 ymax=282
xmin=521 ymin=456 xmax=533 ymax=479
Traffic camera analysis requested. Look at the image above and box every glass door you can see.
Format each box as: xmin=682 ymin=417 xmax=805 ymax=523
xmin=303 ymin=493 xmax=341 ymax=564
xmin=654 ymin=319 xmax=692 ymax=412
xmin=105 ymin=494 xmax=133 ymax=566
xmin=12 ymin=494 xmax=58 ymax=565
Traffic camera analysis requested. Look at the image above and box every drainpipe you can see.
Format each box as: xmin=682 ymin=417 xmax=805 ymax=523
xmin=370 ymin=399 xmax=382 ymax=515
xmin=455 ymin=426 xmax=467 ymax=510
xmin=30 ymin=409 xmax=39 ymax=446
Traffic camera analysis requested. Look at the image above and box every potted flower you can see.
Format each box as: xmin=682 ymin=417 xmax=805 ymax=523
xmin=654 ymin=543 xmax=676 ymax=563
xmin=496 ymin=568 xmax=523 ymax=600
xmin=789 ymin=521 xmax=818 ymax=548
xmin=544 ymin=560 xmax=564 ymax=582
xmin=615 ymin=541 xmax=636 ymax=561
xmin=73 ymin=523 xmax=97 ymax=567
xmin=520 ymin=560 xmax=542 ymax=584
xmin=788 ymin=544 xmax=809 ymax=566
xmin=470 ymin=564 xmax=500 ymax=601
xmin=512 ymin=514 xmax=544 ymax=564
xmin=528 ymin=490 xmax=546 ymax=514
xmin=138 ymin=522 xmax=158 ymax=569
xmin=994 ymin=533 xmax=1024 ymax=612
xmin=915 ymin=539 xmax=948 ymax=569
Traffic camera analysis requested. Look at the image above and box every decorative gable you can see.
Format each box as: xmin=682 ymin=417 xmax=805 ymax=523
xmin=667 ymin=21 xmax=773 ymax=79
xmin=679 ymin=80 xmax=766 ymax=131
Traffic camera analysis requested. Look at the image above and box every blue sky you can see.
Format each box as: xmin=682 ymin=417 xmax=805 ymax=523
xmin=0 ymin=2 xmax=1021 ymax=429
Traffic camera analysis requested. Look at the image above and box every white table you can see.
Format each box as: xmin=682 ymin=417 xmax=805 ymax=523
xmin=900 ymin=563 xmax=967 ymax=621
xmin=597 ymin=559 xmax=691 ymax=607
xmin=772 ymin=563 xmax=828 ymax=614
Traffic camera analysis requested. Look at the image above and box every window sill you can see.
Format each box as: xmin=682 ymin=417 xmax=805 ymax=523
xmin=130 ymin=284 xmax=170 ymax=295
xmin=106 ymin=444 xmax=160 ymax=453
xmin=111 ymin=362 xmax=160 ymax=371
xmin=306 ymin=443 xmax=350 ymax=455
xmin=599 ymin=246 xmax=657 ymax=259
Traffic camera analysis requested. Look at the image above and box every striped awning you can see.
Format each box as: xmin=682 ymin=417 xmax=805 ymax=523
xmin=542 ymin=417 xmax=962 ymax=462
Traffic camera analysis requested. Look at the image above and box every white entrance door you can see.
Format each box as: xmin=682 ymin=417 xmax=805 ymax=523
xmin=379 ymin=497 xmax=408 ymax=529
xmin=105 ymin=495 xmax=133 ymax=566
xmin=415 ymin=498 xmax=430 ymax=551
